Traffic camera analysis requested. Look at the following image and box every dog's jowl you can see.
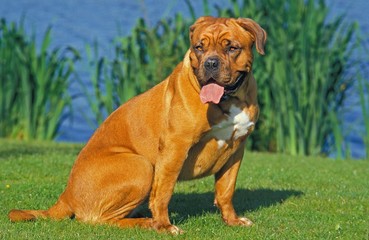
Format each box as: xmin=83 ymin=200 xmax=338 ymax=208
xmin=9 ymin=16 xmax=266 ymax=234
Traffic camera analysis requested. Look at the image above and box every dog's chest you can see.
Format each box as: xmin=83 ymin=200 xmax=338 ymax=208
xmin=179 ymin=105 xmax=254 ymax=180
xmin=209 ymin=105 xmax=254 ymax=147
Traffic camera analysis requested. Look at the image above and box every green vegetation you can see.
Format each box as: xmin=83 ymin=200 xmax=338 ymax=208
xmin=357 ymin=39 xmax=369 ymax=159
xmin=1 ymin=140 xmax=368 ymax=239
xmin=85 ymin=0 xmax=360 ymax=158
xmin=358 ymin=74 xmax=369 ymax=159
xmin=0 ymin=0 xmax=368 ymax=158
xmin=0 ymin=18 xmax=79 ymax=140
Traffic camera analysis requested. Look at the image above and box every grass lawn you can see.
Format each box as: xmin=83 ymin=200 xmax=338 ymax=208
xmin=0 ymin=139 xmax=368 ymax=239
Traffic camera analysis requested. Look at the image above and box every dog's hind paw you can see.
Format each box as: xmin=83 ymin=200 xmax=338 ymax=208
xmin=168 ymin=225 xmax=185 ymax=235
xmin=224 ymin=217 xmax=253 ymax=227
xmin=238 ymin=217 xmax=253 ymax=226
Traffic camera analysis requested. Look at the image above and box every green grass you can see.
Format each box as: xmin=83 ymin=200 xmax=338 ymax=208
xmin=1 ymin=139 xmax=368 ymax=239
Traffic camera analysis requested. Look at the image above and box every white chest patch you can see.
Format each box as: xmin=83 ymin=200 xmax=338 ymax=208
xmin=209 ymin=105 xmax=254 ymax=148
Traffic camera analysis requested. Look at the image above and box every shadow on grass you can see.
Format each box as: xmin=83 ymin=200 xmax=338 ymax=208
xmin=169 ymin=188 xmax=303 ymax=222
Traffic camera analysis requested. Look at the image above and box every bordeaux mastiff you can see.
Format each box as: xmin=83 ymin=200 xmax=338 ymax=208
xmin=9 ymin=16 xmax=267 ymax=234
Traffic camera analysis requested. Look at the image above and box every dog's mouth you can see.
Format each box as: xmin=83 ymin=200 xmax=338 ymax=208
xmin=224 ymin=72 xmax=247 ymax=95
xmin=199 ymin=72 xmax=247 ymax=104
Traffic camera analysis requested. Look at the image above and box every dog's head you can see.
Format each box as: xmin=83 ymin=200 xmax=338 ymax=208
xmin=189 ymin=17 xmax=266 ymax=104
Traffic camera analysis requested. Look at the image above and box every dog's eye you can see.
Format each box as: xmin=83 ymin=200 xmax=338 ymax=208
xmin=195 ymin=45 xmax=203 ymax=52
xmin=228 ymin=46 xmax=239 ymax=52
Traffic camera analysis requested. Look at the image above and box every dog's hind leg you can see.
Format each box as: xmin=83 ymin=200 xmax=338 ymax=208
xmin=94 ymin=154 xmax=183 ymax=234
xmin=9 ymin=153 xmax=154 ymax=227
xmin=69 ymin=153 xmax=154 ymax=226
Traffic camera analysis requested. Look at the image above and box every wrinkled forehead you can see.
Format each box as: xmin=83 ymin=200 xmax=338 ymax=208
xmin=191 ymin=20 xmax=250 ymax=46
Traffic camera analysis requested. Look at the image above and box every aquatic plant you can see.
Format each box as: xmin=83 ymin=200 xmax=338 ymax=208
xmin=0 ymin=18 xmax=79 ymax=140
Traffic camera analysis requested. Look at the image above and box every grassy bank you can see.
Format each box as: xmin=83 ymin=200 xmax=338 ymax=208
xmin=0 ymin=139 xmax=368 ymax=239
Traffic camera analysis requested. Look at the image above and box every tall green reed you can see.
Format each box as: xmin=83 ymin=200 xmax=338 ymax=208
xmin=85 ymin=0 xmax=360 ymax=157
xmin=353 ymin=28 xmax=369 ymax=159
xmin=358 ymin=70 xmax=369 ymax=159
xmin=0 ymin=19 xmax=79 ymax=140
xmin=82 ymin=42 xmax=114 ymax=125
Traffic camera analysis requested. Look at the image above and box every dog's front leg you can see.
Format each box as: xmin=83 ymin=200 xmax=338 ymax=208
xmin=214 ymin=145 xmax=253 ymax=227
xmin=149 ymin=139 xmax=190 ymax=234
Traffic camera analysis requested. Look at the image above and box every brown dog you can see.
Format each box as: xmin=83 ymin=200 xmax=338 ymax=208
xmin=9 ymin=16 xmax=266 ymax=234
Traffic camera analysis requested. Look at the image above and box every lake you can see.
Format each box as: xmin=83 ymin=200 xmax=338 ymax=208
xmin=1 ymin=0 xmax=368 ymax=158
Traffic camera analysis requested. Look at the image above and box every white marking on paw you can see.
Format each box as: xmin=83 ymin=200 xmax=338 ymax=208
xmin=169 ymin=225 xmax=184 ymax=235
xmin=239 ymin=217 xmax=253 ymax=226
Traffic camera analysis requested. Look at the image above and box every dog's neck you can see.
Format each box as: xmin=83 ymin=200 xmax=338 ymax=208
xmin=183 ymin=50 xmax=202 ymax=93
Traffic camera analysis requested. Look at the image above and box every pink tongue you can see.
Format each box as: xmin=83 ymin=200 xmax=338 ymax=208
xmin=200 ymin=83 xmax=224 ymax=104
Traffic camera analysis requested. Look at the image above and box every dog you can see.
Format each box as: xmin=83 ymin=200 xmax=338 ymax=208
xmin=9 ymin=16 xmax=266 ymax=234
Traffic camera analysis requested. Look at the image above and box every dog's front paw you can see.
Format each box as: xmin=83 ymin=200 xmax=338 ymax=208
xmin=153 ymin=222 xmax=184 ymax=235
xmin=224 ymin=217 xmax=253 ymax=227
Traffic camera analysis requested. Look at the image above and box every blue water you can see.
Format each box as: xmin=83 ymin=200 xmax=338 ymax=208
xmin=1 ymin=0 xmax=368 ymax=158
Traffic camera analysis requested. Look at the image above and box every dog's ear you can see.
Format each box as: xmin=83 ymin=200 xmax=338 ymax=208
xmin=189 ymin=16 xmax=215 ymax=40
xmin=236 ymin=18 xmax=267 ymax=55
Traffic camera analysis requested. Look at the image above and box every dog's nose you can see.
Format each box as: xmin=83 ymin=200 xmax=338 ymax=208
xmin=204 ymin=57 xmax=219 ymax=71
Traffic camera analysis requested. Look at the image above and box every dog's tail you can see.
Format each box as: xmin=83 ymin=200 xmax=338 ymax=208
xmin=8 ymin=196 xmax=73 ymax=222
xmin=8 ymin=209 xmax=50 ymax=222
